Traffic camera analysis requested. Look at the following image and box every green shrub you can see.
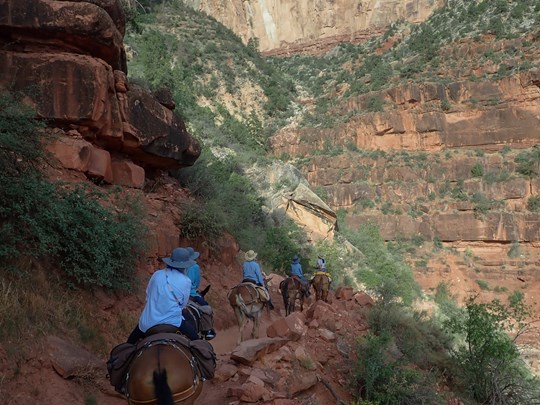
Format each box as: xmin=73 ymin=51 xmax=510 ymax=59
xmin=527 ymin=195 xmax=540 ymax=212
xmin=508 ymin=290 xmax=524 ymax=306
xmin=441 ymin=98 xmax=451 ymax=111
xmin=444 ymin=295 xmax=539 ymax=404
xmin=515 ymin=149 xmax=540 ymax=177
xmin=475 ymin=279 xmax=490 ymax=291
xmin=507 ymin=240 xmax=521 ymax=258
xmin=178 ymin=200 xmax=225 ymax=250
xmin=175 ymin=151 xmax=306 ymax=269
xmin=357 ymin=199 xmax=375 ymax=210
xmin=380 ymin=201 xmax=393 ymax=215
xmin=471 ymin=192 xmax=495 ymax=219
xmin=415 ymin=260 xmax=427 ymax=268
xmin=354 ymin=303 xmax=450 ymax=404
xmin=484 ymin=169 xmax=510 ymax=183
xmin=257 ymin=219 xmax=309 ymax=272
xmin=451 ymin=180 xmax=467 ymax=201
xmin=366 ymin=96 xmax=384 ymax=112
xmin=438 ymin=180 xmax=451 ymax=196
xmin=343 ymin=223 xmax=421 ymax=304
xmin=434 ymin=281 xmax=460 ymax=319
xmin=433 ymin=236 xmax=443 ymax=250
xmin=0 ymin=92 xmax=147 ymax=289
xmin=470 ymin=163 xmax=484 ymax=177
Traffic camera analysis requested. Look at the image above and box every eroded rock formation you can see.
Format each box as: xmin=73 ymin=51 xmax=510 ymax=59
xmin=245 ymin=162 xmax=337 ymax=241
xmin=270 ymin=68 xmax=540 ymax=156
xmin=0 ymin=0 xmax=201 ymax=187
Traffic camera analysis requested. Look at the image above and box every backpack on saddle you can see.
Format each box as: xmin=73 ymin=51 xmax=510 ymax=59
xmin=232 ymin=281 xmax=270 ymax=303
xmin=106 ymin=331 xmax=216 ymax=394
xmin=186 ymin=301 xmax=215 ymax=337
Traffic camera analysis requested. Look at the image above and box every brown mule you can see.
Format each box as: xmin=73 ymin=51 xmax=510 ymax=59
xmin=311 ymin=273 xmax=330 ymax=302
xmin=280 ymin=276 xmax=309 ymax=316
xmin=228 ymin=282 xmax=268 ymax=345
xmin=126 ymin=342 xmax=203 ymax=405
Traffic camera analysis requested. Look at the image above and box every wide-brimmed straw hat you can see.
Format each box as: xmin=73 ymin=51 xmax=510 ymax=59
xmin=186 ymin=247 xmax=200 ymax=261
xmin=162 ymin=248 xmax=195 ymax=270
xmin=245 ymin=250 xmax=257 ymax=261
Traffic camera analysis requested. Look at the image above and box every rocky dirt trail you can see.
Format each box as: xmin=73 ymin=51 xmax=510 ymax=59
xmin=193 ymin=278 xmax=371 ymax=405
xmin=0 ymin=260 xmax=371 ymax=405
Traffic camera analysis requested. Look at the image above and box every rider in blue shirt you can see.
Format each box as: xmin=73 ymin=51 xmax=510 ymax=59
xmin=242 ymin=250 xmax=274 ymax=310
xmin=186 ymin=247 xmax=208 ymax=305
xmin=290 ymin=255 xmax=310 ymax=296
xmin=185 ymin=247 xmax=215 ymax=340
xmin=127 ymin=247 xmax=198 ymax=343
xmin=290 ymin=255 xmax=306 ymax=281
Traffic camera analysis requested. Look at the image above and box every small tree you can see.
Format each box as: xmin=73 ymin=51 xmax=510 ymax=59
xmin=444 ymin=295 xmax=539 ymax=404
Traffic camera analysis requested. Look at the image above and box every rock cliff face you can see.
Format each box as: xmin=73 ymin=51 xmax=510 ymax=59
xmin=185 ymin=0 xmax=444 ymax=53
xmin=0 ymin=0 xmax=201 ymax=187
xmin=270 ymin=68 xmax=540 ymax=156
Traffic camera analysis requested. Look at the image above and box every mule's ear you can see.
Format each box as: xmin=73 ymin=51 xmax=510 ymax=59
xmin=266 ymin=276 xmax=273 ymax=282
xmin=200 ymin=285 xmax=211 ymax=297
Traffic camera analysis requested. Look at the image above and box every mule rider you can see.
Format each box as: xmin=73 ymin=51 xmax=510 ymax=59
xmin=315 ymin=254 xmax=331 ymax=284
xmin=186 ymin=247 xmax=216 ymax=340
xmin=127 ymin=247 xmax=199 ymax=343
xmin=242 ymin=250 xmax=274 ymax=310
xmin=317 ymin=255 xmax=328 ymax=273
xmin=290 ymin=255 xmax=310 ymax=296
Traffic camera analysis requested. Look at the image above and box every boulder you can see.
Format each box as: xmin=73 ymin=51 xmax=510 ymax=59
xmin=231 ymin=338 xmax=289 ymax=366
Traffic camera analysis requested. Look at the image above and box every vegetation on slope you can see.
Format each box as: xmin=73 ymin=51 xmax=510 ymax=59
xmin=268 ymin=0 xmax=540 ymax=127
xmin=0 ymin=92 xmax=146 ymax=354
xmin=123 ymin=0 xmax=309 ymax=271
xmin=124 ymin=2 xmax=540 ymax=402
xmin=0 ymin=91 xmax=147 ymax=290
xmin=353 ymin=292 xmax=540 ymax=404
xmin=0 ymin=0 xmax=538 ymax=403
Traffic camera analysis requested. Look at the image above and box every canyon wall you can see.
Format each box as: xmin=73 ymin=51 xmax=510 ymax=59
xmin=185 ymin=0 xmax=445 ymax=53
xmin=0 ymin=0 xmax=201 ymax=187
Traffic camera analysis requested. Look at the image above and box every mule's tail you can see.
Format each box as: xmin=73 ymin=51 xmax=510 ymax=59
xmin=236 ymin=292 xmax=255 ymax=320
xmin=153 ymin=369 xmax=174 ymax=405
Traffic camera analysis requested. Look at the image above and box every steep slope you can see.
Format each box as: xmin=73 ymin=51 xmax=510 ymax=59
xmin=265 ymin=0 xmax=540 ymax=322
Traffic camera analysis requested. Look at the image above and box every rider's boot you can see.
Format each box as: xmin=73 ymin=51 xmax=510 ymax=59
xmin=204 ymin=329 xmax=216 ymax=340
xmin=267 ymin=299 xmax=275 ymax=310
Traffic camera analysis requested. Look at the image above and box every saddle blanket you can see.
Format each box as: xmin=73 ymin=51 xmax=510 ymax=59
xmin=311 ymin=272 xmax=332 ymax=282
xmin=231 ymin=282 xmax=270 ymax=302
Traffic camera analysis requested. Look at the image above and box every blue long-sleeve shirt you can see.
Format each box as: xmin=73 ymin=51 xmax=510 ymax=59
xmin=290 ymin=262 xmax=306 ymax=281
xmin=242 ymin=260 xmax=264 ymax=285
xmin=186 ymin=263 xmax=201 ymax=297
xmin=139 ymin=267 xmax=191 ymax=332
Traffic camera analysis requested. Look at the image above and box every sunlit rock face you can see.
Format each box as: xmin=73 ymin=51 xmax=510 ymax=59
xmin=184 ymin=0 xmax=444 ymax=53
